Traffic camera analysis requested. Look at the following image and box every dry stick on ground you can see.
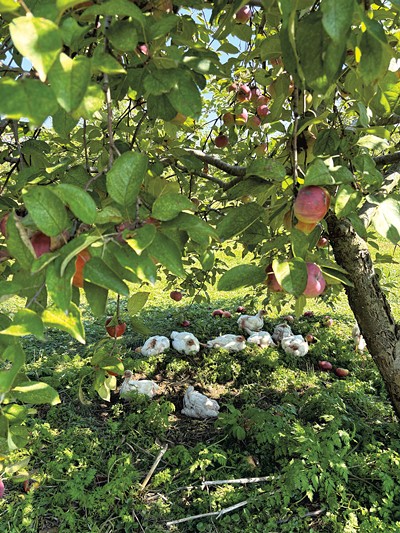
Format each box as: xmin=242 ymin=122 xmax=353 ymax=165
xmin=140 ymin=444 xmax=168 ymax=490
xmin=166 ymin=500 xmax=249 ymax=527
xmin=201 ymin=475 xmax=277 ymax=488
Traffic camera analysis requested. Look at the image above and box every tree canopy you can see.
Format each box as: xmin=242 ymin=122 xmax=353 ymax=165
xmin=0 ymin=0 xmax=400 ymax=462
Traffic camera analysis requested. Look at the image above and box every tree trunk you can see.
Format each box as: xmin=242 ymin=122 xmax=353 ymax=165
xmin=327 ymin=213 xmax=400 ymax=419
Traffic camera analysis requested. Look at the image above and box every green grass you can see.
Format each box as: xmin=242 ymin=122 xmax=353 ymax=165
xmin=1 ymin=242 xmax=400 ymax=532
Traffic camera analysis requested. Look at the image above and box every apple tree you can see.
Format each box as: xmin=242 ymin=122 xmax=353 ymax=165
xmin=0 ymin=0 xmax=400 ymax=470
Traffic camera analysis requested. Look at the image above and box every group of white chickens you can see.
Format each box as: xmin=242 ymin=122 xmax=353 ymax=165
xmin=119 ymin=310 xmax=313 ymax=420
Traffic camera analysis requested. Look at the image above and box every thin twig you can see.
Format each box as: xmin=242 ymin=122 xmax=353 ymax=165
xmin=201 ymin=475 xmax=277 ymax=488
xmin=166 ymin=500 xmax=248 ymax=527
xmin=140 ymin=444 xmax=168 ymax=490
xmin=132 ymin=509 xmax=145 ymax=533
xmin=184 ymin=148 xmax=246 ymax=177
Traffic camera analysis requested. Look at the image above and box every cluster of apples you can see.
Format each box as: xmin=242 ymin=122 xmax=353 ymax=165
xmin=214 ymin=82 xmax=270 ymax=152
xmin=266 ymin=262 xmax=326 ymax=298
xmin=318 ymin=360 xmax=349 ymax=378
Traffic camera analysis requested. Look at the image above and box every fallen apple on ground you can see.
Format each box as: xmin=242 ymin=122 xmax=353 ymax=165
xmin=335 ymin=367 xmax=349 ymax=378
xmin=318 ymin=360 xmax=333 ymax=371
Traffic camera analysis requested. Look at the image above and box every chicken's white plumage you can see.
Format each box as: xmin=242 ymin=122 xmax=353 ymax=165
xmin=181 ymin=386 xmax=220 ymax=419
xmin=281 ymin=335 xmax=309 ymax=357
xmin=140 ymin=335 xmax=170 ymax=357
xmin=237 ymin=310 xmax=266 ymax=335
xmin=207 ymin=334 xmax=246 ymax=352
xmin=170 ymin=331 xmax=200 ymax=355
xmin=352 ymin=323 xmax=367 ymax=353
xmin=247 ymin=331 xmax=276 ymax=348
xmin=119 ymin=370 xmax=160 ymax=398
xmin=272 ymin=322 xmax=293 ymax=344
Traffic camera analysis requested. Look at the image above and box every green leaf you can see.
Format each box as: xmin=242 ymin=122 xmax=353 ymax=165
xmin=84 ymin=282 xmax=108 ymax=318
xmin=42 ymin=303 xmax=85 ymax=344
xmin=92 ymin=48 xmax=126 ymax=74
xmin=127 ymin=292 xmax=150 ymax=316
xmin=148 ymin=14 xmax=178 ymax=40
xmin=246 ymin=159 xmax=287 ymax=181
xmin=126 ymin=224 xmax=156 ymax=254
xmin=81 ymin=0 xmax=145 ymax=23
xmin=8 ymin=425 xmax=29 ymax=451
xmin=321 ymin=0 xmax=354 ymax=42
xmin=334 ymin=184 xmax=362 ymax=219
xmin=12 ymin=381 xmax=61 ymax=405
xmin=0 ymin=309 xmax=44 ymax=340
xmin=167 ymin=71 xmax=202 ymax=118
xmin=52 ymin=107 xmax=78 ymax=136
xmin=168 ymin=213 xmax=218 ymax=246
xmin=152 ymin=193 xmax=196 ymax=221
xmin=217 ymin=203 xmax=264 ymax=240
xmin=48 ymin=53 xmax=91 ymax=112
xmin=6 ymin=212 xmax=35 ymax=270
xmin=83 ymin=257 xmax=130 ymax=296
xmin=147 ymin=232 xmax=186 ymax=278
xmin=0 ymin=344 xmax=26 ymax=394
xmin=313 ymin=129 xmax=340 ymax=156
xmin=304 ymin=159 xmax=334 ymax=186
xmin=218 ymin=265 xmax=266 ymax=291
xmin=291 ymin=227 xmax=312 ymax=259
xmin=0 ymin=78 xmax=58 ymax=125
xmin=273 ymin=258 xmax=308 ymax=297
xmin=371 ymin=198 xmax=400 ymax=245
xmin=23 ymin=187 xmax=69 ymax=237
xmin=320 ymin=266 xmax=354 ymax=287
xmin=71 ymin=83 xmax=104 ymax=120
xmin=0 ymin=0 xmax=20 ymax=13
xmin=55 ymin=184 xmax=97 ymax=224
xmin=10 ymin=16 xmax=63 ymax=81
xmin=45 ymin=259 xmax=74 ymax=311
xmin=106 ymin=152 xmax=148 ymax=209
xmin=359 ymin=19 xmax=392 ymax=85
xmin=132 ymin=252 xmax=158 ymax=285
xmin=107 ymin=19 xmax=138 ymax=52
xmin=144 ymin=69 xmax=179 ymax=96
xmin=329 ymin=166 xmax=355 ymax=184
xmin=147 ymin=93 xmax=178 ymax=121
xmin=130 ymin=317 xmax=151 ymax=336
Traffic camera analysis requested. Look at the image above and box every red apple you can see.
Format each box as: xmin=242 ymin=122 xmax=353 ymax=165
xmin=265 ymin=265 xmax=283 ymax=292
xmin=115 ymin=221 xmax=135 ymax=243
xmin=335 ymin=367 xmax=349 ymax=378
xmin=214 ymin=134 xmax=229 ymax=148
xmin=270 ymin=56 xmax=283 ymax=67
xmin=105 ymin=317 xmax=127 ymax=338
xmin=181 ymin=320 xmax=191 ymax=327
xmin=0 ymin=213 xmax=9 ymax=238
xmin=295 ymin=220 xmax=318 ymax=235
xmin=0 ymin=479 xmax=4 ymax=498
xmin=248 ymin=115 xmax=261 ymax=130
xmin=237 ymin=84 xmax=251 ymax=102
xmin=170 ymin=290 xmax=183 ymax=301
xmin=257 ymin=104 xmax=270 ymax=118
xmin=222 ymin=311 xmax=232 ymax=318
xmin=318 ymin=360 xmax=332 ymax=371
xmin=250 ymin=87 xmax=261 ymax=101
xmin=235 ymin=107 xmax=248 ymax=125
xmin=256 ymin=95 xmax=270 ymax=106
xmin=212 ymin=309 xmax=224 ymax=317
xmin=293 ymin=186 xmax=331 ymax=225
xmin=30 ymin=232 xmax=51 ymax=258
xmin=222 ymin=112 xmax=235 ymax=126
xmin=228 ymin=82 xmax=238 ymax=93
xmin=236 ymin=306 xmax=246 ymax=313
xmin=282 ymin=315 xmax=294 ymax=323
xmin=323 ymin=316 xmax=334 ymax=327
xmin=303 ymin=311 xmax=314 ymax=318
xmin=305 ymin=333 xmax=315 ymax=343
xmin=317 ymin=236 xmax=329 ymax=248
xmin=303 ymin=263 xmax=326 ymax=298
xmin=72 ymin=249 xmax=91 ymax=288
xmin=235 ymin=5 xmax=251 ymax=23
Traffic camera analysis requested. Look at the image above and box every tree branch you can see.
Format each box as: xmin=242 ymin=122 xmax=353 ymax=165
xmin=374 ymin=151 xmax=400 ymax=167
xmin=184 ymin=149 xmax=246 ymax=177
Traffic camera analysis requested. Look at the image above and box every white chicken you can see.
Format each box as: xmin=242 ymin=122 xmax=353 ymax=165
xmin=281 ymin=335 xmax=309 ymax=357
xmin=272 ymin=322 xmax=293 ymax=344
xmin=170 ymin=331 xmax=200 ymax=355
xmin=119 ymin=370 xmax=160 ymax=398
xmin=237 ymin=310 xmax=266 ymax=335
xmin=352 ymin=323 xmax=367 ymax=353
xmin=181 ymin=386 xmax=220 ymax=419
xmin=247 ymin=331 xmax=276 ymax=348
xmin=140 ymin=335 xmax=170 ymax=357
xmin=206 ymin=334 xmax=246 ymax=352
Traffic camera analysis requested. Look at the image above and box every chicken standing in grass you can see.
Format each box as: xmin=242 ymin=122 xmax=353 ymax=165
xmin=237 ymin=310 xmax=266 ymax=335
xmin=170 ymin=331 xmax=200 ymax=355
xmin=119 ymin=370 xmax=160 ymax=398
xmin=206 ymin=334 xmax=246 ymax=352
xmin=272 ymin=322 xmax=293 ymax=344
xmin=281 ymin=335 xmax=309 ymax=357
xmin=247 ymin=331 xmax=276 ymax=348
xmin=140 ymin=335 xmax=170 ymax=357
xmin=352 ymin=323 xmax=367 ymax=353
xmin=181 ymin=386 xmax=220 ymax=419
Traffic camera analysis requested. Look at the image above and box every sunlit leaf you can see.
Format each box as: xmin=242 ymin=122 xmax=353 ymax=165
xmin=218 ymin=265 xmax=266 ymax=291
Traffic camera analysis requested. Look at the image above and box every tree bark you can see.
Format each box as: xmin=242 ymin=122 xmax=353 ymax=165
xmin=327 ymin=213 xmax=400 ymax=418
